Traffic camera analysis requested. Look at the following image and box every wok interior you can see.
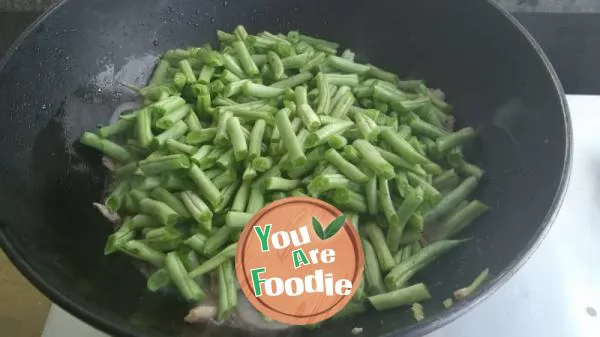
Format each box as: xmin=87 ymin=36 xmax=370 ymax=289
xmin=0 ymin=0 xmax=567 ymax=336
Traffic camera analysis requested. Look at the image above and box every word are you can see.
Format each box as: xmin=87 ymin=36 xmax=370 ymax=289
xmin=292 ymin=247 xmax=335 ymax=268
xmin=250 ymin=268 xmax=352 ymax=297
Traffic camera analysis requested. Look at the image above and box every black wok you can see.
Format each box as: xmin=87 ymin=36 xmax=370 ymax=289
xmin=0 ymin=0 xmax=571 ymax=336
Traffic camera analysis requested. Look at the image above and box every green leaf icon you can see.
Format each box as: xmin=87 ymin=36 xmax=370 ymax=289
xmin=312 ymin=216 xmax=325 ymax=240
xmin=323 ymin=214 xmax=347 ymax=239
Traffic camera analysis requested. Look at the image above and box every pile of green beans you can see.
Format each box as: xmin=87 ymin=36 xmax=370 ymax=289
xmin=80 ymin=25 xmax=489 ymax=324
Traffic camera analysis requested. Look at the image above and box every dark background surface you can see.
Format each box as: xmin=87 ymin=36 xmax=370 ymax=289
xmin=2 ymin=0 xmax=600 ymax=12
xmin=2 ymin=10 xmax=600 ymax=95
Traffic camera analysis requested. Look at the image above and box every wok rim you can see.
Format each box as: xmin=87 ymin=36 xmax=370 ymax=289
xmin=0 ymin=1 xmax=573 ymax=336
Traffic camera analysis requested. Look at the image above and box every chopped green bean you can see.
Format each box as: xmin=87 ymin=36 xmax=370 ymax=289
xmin=105 ymin=181 xmax=129 ymax=213
xmin=184 ymin=233 xmax=208 ymax=253
xmin=271 ymin=72 xmax=313 ymax=89
xmin=330 ymin=91 xmax=355 ymax=119
xmin=132 ymin=108 xmax=153 ymax=148
xmin=399 ymin=228 xmax=422 ymax=246
xmin=129 ymin=214 xmax=161 ymax=229
xmin=151 ymin=187 xmax=191 ymax=218
xmin=454 ymin=268 xmax=490 ymax=300
xmin=410 ymin=117 xmax=450 ymax=139
xmin=364 ymin=176 xmax=378 ymax=215
xmin=243 ymin=82 xmax=285 ymax=98
xmin=324 ymin=73 xmax=359 ymax=87
xmin=179 ymin=59 xmax=197 ymax=83
xmin=411 ymin=303 xmax=425 ymax=322
xmin=327 ymin=134 xmax=347 ymax=150
xmin=148 ymin=60 xmax=171 ymax=86
xmin=369 ymin=283 xmax=431 ymax=311
xmin=173 ymin=72 xmax=186 ymax=90
xmin=365 ymin=222 xmax=396 ymax=272
xmin=425 ymin=177 xmax=478 ymax=222
xmin=156 ymin=104 xmax=192 ymax=130
xmin=232 ymin=40 xmax=260 ymax=76
xmin=363 ymin=239 xmax=386 ymax=295
xmin=128 ymin=188 xmax=150 ymax=205
xmin=295 ymin=33 xmax=339 ymax=53
xmin=387 ymin=188 xmax=424 ymax=253
xmin=166 ymin=139 xmax=196 ymax=155
xmin=432 ymin=169 xmax=461 ymax=191
xmin=246 ymin=187 xmax=265 ymax=213
xmin=296 ymin=91 xmax=321 ymax=131
xmin=180 ymin=191 xmax=212 ymax=230
xmin=214 ymin=181 xmax=241 ymax=214
xmin=223 ymin=260 xmax=238 ymax=317
xmin=265 ymin=51 xmax=284 ymax=80
xmin=380 ymin=128 xmax=434 ymax=165
xmin=327 ymin=55 xmax=369 ymax=74
xmin=367 ymin=64 xmax=398 ymax=84
xmin=186 ymin=127 xmax=217 ymax=145
xmin=282 ymin=53 xmax=310 ymax=69
xmin=104 ymin=219 xmax=134 ymax=254
xmin=150 ymin=96 xmax=187 ymax=117
xmin=188 ymin=164 xmax=223 ymax=208
xmin=451 ymin=156 xmax=485 ymax=180
xmin=139 ymin=198 xmax=180 ymax=226
xmin=213 ymin=169 xmax=237 ymax=190
xmin=353 ymin=139 xmax=395 ymax=179
xmin=307 ymin=173 xmax=359 ymax=194
xmin=305 ymin=121 xmax=354 ymax=148
xmin=98 ymin=119 xmax=134 ymax=139
xmin=226 ymin=117 xmax=248 ymax=161
xmin=437 ymin=127 xmax=477 ymax=153
xmin=243 ymin=165 xmax=257 ymax=181
xmin=153 ymin=121 xmax=188 ymax=149
xmin=276 ymin=108 xmax=307 ymax=166
xmin=80 ymin=132 xmax=132 ymax=163
xmin=406 ymin=172 xmax=442 ymax=203
xmin=378 ymin=177 xmax=399 ymax=229
xmin=408 ymin=213 xmax=424 ymax=232
xmin=354 ymin=112 xmax=380 ymax=141
xmin=143 ymin=226 xmax=184 ymax=251
xmin=252 ymin=156 xmax=273 ymax=172
xmin=264 ymin=177 xmax=300 ymax=191
xmin=203 ymin=226 xmax=233 ymax=256
xmin=225 ymin=211 xmax=253 ymax=229
xmin=132 ymin=176 xmax=162 ymax=191
xmin=324 ymin=149 xmax=369 ymax=183
xmin=189 ymin=243 xmax=236 ymax=279
xmin=147 ymin=268 xmax=170 ymax=292
xmin=232 ymin=180 xmax=252 ymax=212
xmin=120 ymin=240 xmax=165 ymax=267
xmin=197 ymin=65 xmax=215 ymax=84
xmin=430 ymin=200 xmax=489 ymax=241
xmin=222 ymin=54 xmax=246 ymax=79
xmin=385 ymin=240 xmax=464 ymax=289
xmin=139 ymin=154 xmax=191 ymax=175
xmin=333 ymin=189 xmax=368 ymax=213
xmin=315 ymin=72 xmax=331 ymax=115
xmin=219 ymin=70 xmax=240 ymax=85
xmin=165 ymin=252 xmax=205 ymax=302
